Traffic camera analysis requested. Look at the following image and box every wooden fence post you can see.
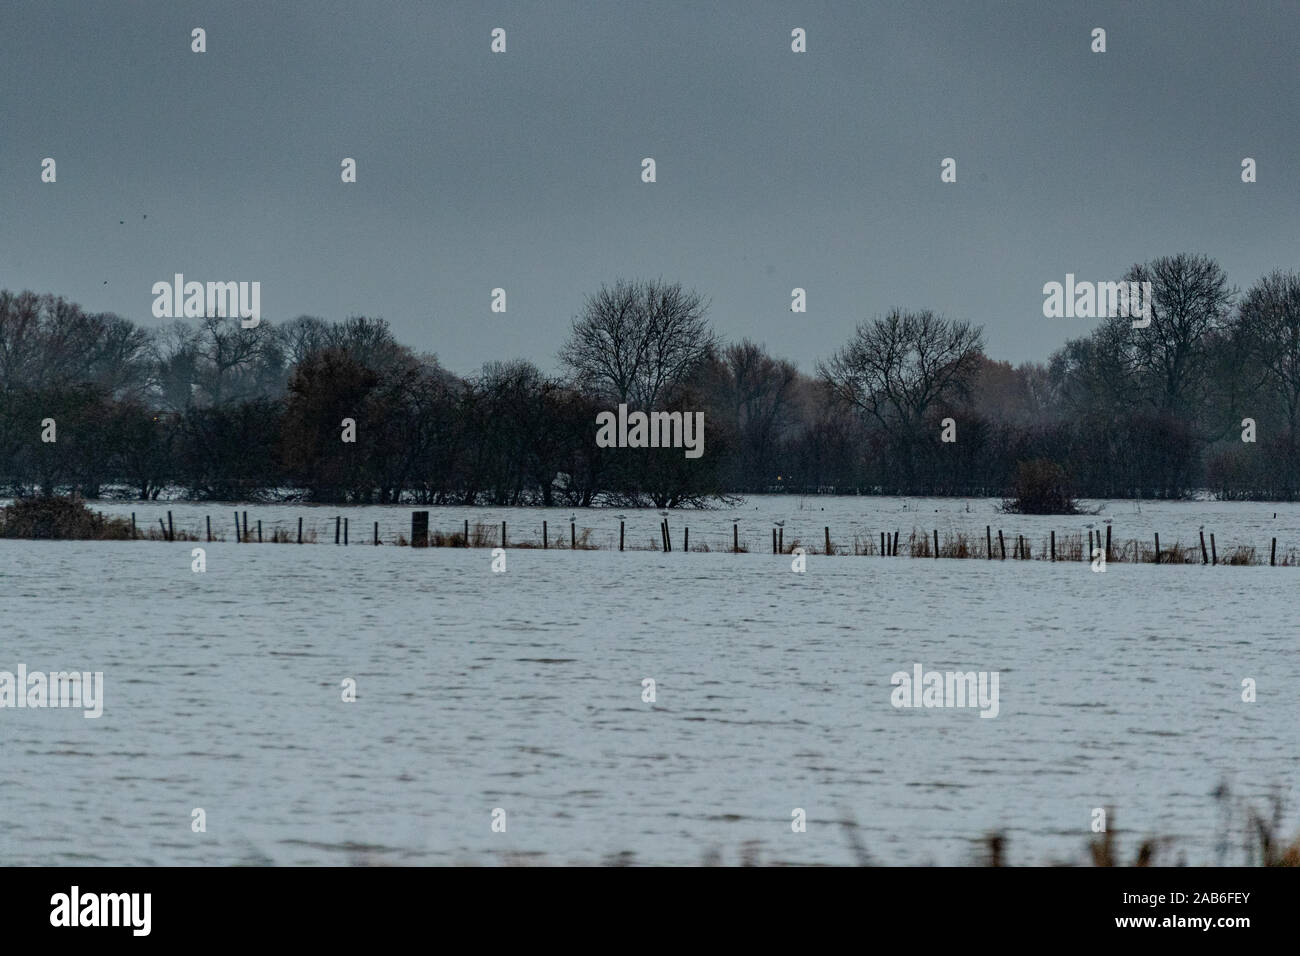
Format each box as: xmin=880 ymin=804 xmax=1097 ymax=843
xmin=411 ymin=511 xmax=429 ymax=548
xmin=684 ymin=527 xmax=689 ymax=551
xmin=933 ymin=529 xmax=939 ymax=558
xmin=131 ymin=512 xmax=136 ymax=540
xmin=501 ymin=521 xmax=506 ymax=548
xmin=772 ymin=528 xmax=777 ymax=554
xmin=206 ymin=514 xmax=211 ymax=542
xmin=571 ymin=521 xmax=577 ymax=550
xmin=374 ymin=521 xmax=379 ymax=546
xmin=1210 ymin=533 xmax=1217 ymax=565
xmin=298 ymin=516 xmax=302 ymax=544
xmin=998 ymin=529 xmax=1005 ymax=559
xmin=343 ymin=518 xmax=347 ymax=546
xmin=825 ymin=526 xmax=831 ymax=555
xmin=1200 ymin=530 xmax=1208 ymax=564
xmin=543 ymin=520 xmax=548 ymax=549
xmin=464 ymin=519 xmax=469 ymax=547
xmin=732 ymin=524 xmax=738 ymax=553
xmin=621 ymin=521 xmax=626 ymax=552
xmin=986 ymin=525 xmax=992 ymax=559
xmin=1050 ymin=530 xmax=1055 ymax=562
xmin=335 ymin=516 xmax=340 ymax=545
xmin=1105 ymin=525 xmax=1112 ymax=562
xmin=257 ymin=519 xmax=262 ymax=543
xmin=1271 ymin=538 xmax=1277 ymax=566
xmin=235 ymin=511 xmax=241 ymax=543
xmin=1153 ymin=532 xmax=1160 ymax=564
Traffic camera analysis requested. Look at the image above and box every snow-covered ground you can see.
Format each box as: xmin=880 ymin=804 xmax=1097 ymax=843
xmin=1 ymin=533 xmax=1294 ymax=865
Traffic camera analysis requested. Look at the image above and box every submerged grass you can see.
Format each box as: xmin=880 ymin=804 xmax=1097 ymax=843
xmin=353 ymin=789 xmax=1298 ymax=866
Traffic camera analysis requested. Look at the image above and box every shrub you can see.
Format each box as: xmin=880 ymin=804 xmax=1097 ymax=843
xmin=1001 ymin=460 xmax=1080 ymax=515
xmin=0 ymin=496 xmax=133 ymax=540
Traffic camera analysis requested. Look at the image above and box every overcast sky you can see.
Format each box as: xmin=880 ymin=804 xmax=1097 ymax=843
xmin=3 ymin=0 xmax=1298 ymax=376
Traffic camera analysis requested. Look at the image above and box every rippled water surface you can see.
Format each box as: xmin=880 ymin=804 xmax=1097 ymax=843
xmin=1 ymin=499 xmax=1297 ymax=865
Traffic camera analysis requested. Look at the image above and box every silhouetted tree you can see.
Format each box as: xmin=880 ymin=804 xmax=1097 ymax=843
xmin=820 ymin=309 xmax=984 ymax=488
xmin=560 ymin=278 xmax=716 ymax=408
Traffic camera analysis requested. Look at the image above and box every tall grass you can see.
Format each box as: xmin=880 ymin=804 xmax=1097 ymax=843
xmin=436 ymin=792 xmax=1300 ymax=866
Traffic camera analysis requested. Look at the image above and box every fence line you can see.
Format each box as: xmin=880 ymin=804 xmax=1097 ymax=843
xmin=92 ymin=510 xmax=1300 ymax=567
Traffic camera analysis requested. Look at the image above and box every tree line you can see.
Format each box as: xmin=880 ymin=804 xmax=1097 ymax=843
xmin=2 ymin=254 xmax=1298 ymax=506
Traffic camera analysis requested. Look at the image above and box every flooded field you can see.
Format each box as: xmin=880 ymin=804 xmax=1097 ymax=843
xmin=44 ymin=493 xmax=1300 ymax=559
xmin=1 ymin=504 xmax=1295 ymax=865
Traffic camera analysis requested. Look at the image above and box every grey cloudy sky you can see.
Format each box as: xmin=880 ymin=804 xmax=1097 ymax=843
xmin=3 ymin=0 xmax=1298 ymax=376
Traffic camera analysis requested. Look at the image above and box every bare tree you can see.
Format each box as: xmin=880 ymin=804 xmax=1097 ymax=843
xmin=0 ymin=292 xmax=143 ymax=392
xmin=324 ymin=316 xmax=408 ymax=373
xmin=280 ymin=315 xmax=331 ymax=366
xmin=820 ymin=309 xmax=984 ymax=431
xmin=149 ymin=321 xmax=201 ymax=412
xmin=820 ymin=310 xmax=983 ymax=487
xmin=18 ymin=294 xmax=96 ymax=388
xmin=1050 ymin=317 xmax=1140 ymax=415
xmin=1120 ymin=253 xmax=1234 ymax=414
xmin=1235 ymin=271 xmax=1300 ymax=429
xmin=711 ymin=339 xmax=800 ymax=484
xmin=1233 ymin=271 xmax=1300 ymax=492
xmin=0 ymin=290 xmax=43 ymax=388
xmin=192 ymin=315 xmax=284 ymax=406
xmin=559 ymin=279 xmax=715 ymax=408
xmin=81 ymin=313 xmax=154 ymax=399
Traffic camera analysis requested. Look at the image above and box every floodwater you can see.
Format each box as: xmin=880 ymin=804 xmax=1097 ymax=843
xmin=0 ymin=496 xmax=1296 ymax=865
xmin=5 ymin=504 xmax=1294 ymax=868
